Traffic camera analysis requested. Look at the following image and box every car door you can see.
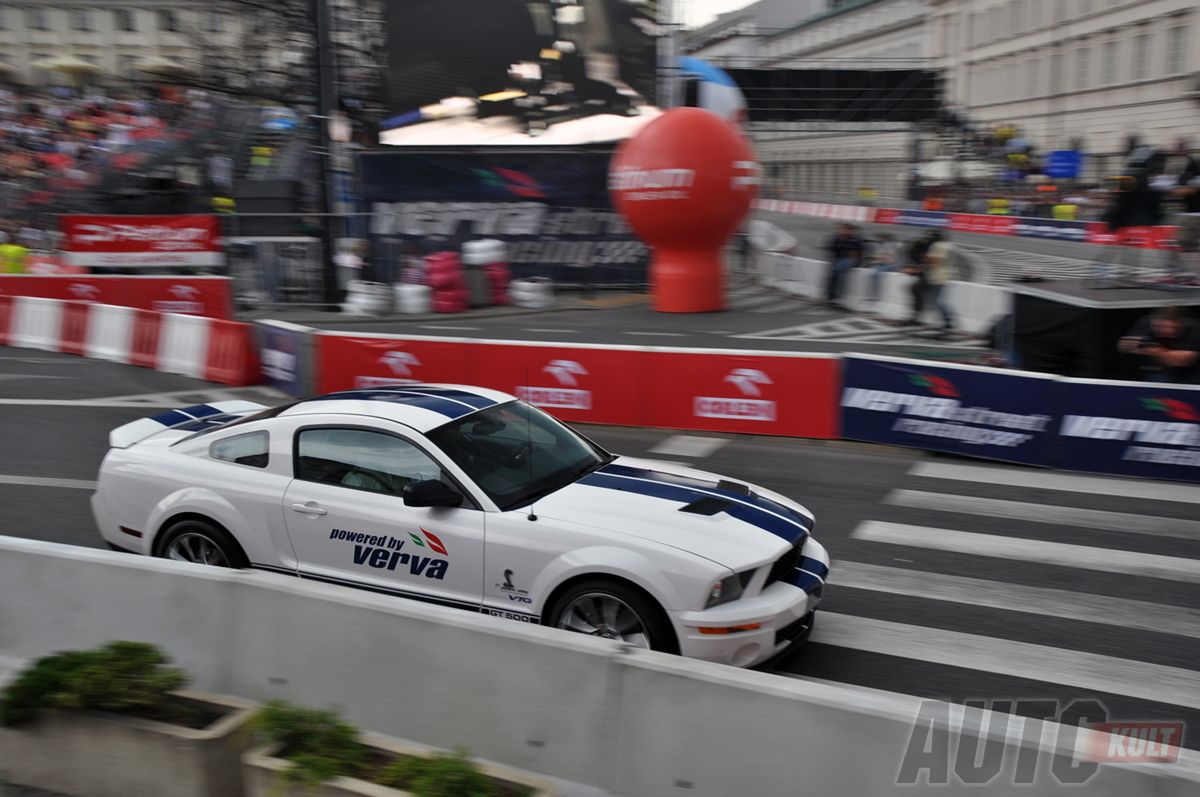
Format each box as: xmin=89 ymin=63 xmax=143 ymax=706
xmin=282 ymin=422 xmax=485 ymax=610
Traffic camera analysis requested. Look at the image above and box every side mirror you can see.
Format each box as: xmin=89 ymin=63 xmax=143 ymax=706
xmin=402 ymin=479 xmax=463 ymax=508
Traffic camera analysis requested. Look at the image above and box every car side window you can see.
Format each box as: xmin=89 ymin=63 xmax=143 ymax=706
xmin=295 ymin=428 xmax=446 ymax=497
xmin=210 ymin=431 xmax=269 ymax=468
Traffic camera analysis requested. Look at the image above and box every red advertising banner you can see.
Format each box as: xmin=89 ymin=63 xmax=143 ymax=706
xmin=0 ymin=276 xmax=234 ymax=319
xmin=646 ymin=351 xmax=839 ymax=438
xmin=317 ymin=334 xmax=840 ymax=438
xmin=60 ymin=214 xmax=223 ymax=268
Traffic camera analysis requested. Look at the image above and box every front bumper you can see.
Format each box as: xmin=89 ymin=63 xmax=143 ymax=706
xmin=670 ymin=537 xmax=829 ymax=668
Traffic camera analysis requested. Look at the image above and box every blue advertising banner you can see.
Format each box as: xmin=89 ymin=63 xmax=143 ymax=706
xmin=1056 ymin=380 xmax=1200 ymax=483
xmin=257 ymin=322 xmax=309 ymax=396
xmin=360 ymin=149 xmax=648 ymax=285
xmin=1045 ymin=150 xmax=1084 ymax=179
xmin=840 ymin=355 xmax=1058 ymax=466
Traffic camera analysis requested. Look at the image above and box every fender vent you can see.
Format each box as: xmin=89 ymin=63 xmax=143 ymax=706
xmin=679 ymin=496 xmax=733 ymax=516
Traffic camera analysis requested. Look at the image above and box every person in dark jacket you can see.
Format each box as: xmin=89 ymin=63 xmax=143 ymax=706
xmin=825 ymin=223 xmax=865 ymax=308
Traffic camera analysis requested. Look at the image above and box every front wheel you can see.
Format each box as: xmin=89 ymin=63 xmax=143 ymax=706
xmin=156 ymin=519 xmax=247 ymax=569
xmin=548 ymin=580 xmax=675 ymax=653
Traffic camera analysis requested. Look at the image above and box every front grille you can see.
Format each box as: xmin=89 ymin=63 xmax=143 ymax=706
xmin=764 ymin=537 xmax=804 ymax=588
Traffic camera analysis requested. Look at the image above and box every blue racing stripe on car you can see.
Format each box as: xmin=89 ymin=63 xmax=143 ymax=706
xmin=180 ymin=403 xmax=222 ymax=418
xmin=798 ymin=556 xmax=829 ymax=580
xmin=579 ymin=469 xmax=808 ymax=543
xmin=308 ymin=389 xmax=476 ymax=419
xmin=599 ymin=463 xmax=813 ymax=533
xmin=790 ymin=570 xmax=824 ymax=595
xmin=402 ymin=386 xmax=498 ymax=409
xmin=150 ymin=409 xmax=191 ymax=426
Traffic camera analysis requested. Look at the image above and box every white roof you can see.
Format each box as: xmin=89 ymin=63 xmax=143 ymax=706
xmin=282 ymin=384 xmax=516 ymax=434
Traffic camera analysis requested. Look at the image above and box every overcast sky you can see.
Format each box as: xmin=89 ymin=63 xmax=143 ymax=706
xmin=677 ymin=0 xmax=757 ymax=29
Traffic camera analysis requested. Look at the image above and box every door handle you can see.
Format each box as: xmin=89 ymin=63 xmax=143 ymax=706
xmin=291 ymin=502 xmax=327 ymax=517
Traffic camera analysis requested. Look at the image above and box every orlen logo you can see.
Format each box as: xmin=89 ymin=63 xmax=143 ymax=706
xmin=517 ymin=359 xmax=592 ymax=411
xmin=908 ymin=373 xmax=960 ymax=398
xmin=68 ymin=283 xmax=100 ymax=300
xmin=152 ymin=284 xmax=203 ymax=314
xmin=731 ymin=160 xmax=761 ymax=191
xmin=694 ymin=368 xmax=776 ymax=421
xmin=1082 ymin=722 xmax=1183 ymax=764
xmin=609 ymin=166 xmax=695 ymax=201
xmin=1140 ymin=397 xmax=1200 ymax=422
xmin=356 ymin=351 xmax=421 ymax=388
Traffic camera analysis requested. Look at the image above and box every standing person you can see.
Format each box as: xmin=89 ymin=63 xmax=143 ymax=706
xmin=0 ymin=231 xmax=28 ymax=274
xmin=1170 ymin=138 xmax=1200 ymax=281
xmin=923 ymin=231 xmax=959 ymax=338
xmin=903 ymin=231 xmax=937 ymax=326
xmin=1118 ymin=306 xmax=1200 ymax=383
xmin=866 ymin=231 xmax=899 ymax=308
xmin=824 ymin=223 xmax=864 ymax=309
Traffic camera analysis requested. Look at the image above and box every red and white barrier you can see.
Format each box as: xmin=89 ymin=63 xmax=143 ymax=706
xmin=316 ymin=332 xmax=840 ymax=438
xmin=0 ymin=275 xmax=234 ymax=319
xmin=0 ymin=295 xmax=258 ymax=386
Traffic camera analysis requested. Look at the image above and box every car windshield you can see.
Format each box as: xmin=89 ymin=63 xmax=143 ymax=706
xmin=426 ymin=400 xmax=611 ymax=511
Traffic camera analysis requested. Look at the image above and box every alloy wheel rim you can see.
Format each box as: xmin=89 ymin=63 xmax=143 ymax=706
xmin=165 ymin=532 xmax=229 ymax=567
xmin=557 ymin=592 xmax=650 ymax=649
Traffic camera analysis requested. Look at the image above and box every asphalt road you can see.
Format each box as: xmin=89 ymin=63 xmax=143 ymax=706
xmin=2 ymin=352 xmax=1198 ymax=754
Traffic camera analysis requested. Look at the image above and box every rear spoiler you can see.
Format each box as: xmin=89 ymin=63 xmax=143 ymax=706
xmin=109 ymin=401 xmax=268 ymax=449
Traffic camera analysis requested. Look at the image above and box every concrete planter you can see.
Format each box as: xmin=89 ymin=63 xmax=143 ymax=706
xmin=243 ymin=732 xmax=556 ymax=797
xmin=0 ymin=690 xmax=256 ymax=797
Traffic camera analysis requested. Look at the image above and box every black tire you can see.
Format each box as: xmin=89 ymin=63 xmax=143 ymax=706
xmin=547 ymin=579 xmax=676 ymax=654
xmin=156 ymin=518 xmax=248 ymax=569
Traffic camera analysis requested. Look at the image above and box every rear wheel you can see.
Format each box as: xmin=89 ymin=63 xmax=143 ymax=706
xmin=548 ymin=580 xmax=675 ymax=653
xmin=156 ymin=519 xmax=247 ymax=569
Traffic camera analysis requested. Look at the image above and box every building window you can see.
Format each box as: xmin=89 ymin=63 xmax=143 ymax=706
xmin=117 ymin=53 xmax=139 ymax=76
xmin=0 ymin=8 xmax=7 ymax=30
xmin=1027 ymin=58 xmax=1040 ymax=97
xmin=204 ymin=11 xmax=223 ymax=33
xmin=1166 ymin=26 xmax=1189 ymax=75
xmin=114 ymin=9 xmax=137 ymax=32
xmin=1132 ymin=32 xmax=1151 ymax=81
xmin=71 ymin=9 xmax=93 ymax=32
xmin=26 ymin=7 xmax=48 ymax=30
xmin=1075 ymin=46 xmax=1091 ymax=89
xmin=1051 ymin=51 xmax=1066 ymax=94
xmin=1026 ymin=0 xmax=1040 ymax=30
xmin=1101 ymin=40 xmax=1119 ymax=85
xmin=1009 ymin=0 xmax=1022 ymax=34
xmin=158 ymin=9 xmax=179 ymax=32
xmin=1080 ymin=0 xmax=1093 ymax=16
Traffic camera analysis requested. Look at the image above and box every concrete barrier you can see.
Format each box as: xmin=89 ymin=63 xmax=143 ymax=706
xmin=1 ymin=536 xmax=1196 ymax=796
xmin=757 ymin=254 xmax=1010 ymax=336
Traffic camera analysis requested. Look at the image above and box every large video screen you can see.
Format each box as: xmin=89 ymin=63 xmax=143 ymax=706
xmin=380 ymin=0 xmax=659 ymax=145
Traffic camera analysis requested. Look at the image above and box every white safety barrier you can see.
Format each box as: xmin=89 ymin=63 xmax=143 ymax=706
xmin=1 ymin=537 xmax=1195 ymax=797
xmin=85 ymin=304 xmax=136 ymax=363
xmin=7 ymin=296 xmax=64 ymax=350
xmin=157 ymin=313 xmax=212 ymax=378
xmin=758 ymin=253 xmax=1010 ymax=336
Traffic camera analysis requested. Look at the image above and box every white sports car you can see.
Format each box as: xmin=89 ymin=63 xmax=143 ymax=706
xmin=93 ymin=385 xmax=829 ymax=668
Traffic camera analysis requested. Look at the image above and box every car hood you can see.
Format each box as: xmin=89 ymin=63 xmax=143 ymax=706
xmin=530 ymin=456 xmax=814 ymax=570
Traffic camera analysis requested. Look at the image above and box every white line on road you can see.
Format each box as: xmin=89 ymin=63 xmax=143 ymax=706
xmin=910 ymin=462 xmax=1200 ymax=505
xmin=647 ymin=435 xmax=729 ymax=458
xmin=831 ymin=561 xmax=1200 ymax=639
xmin=811 ymin=612 xmax=1200 ymax=710
xmin=523 ymin=328 xmax=579 ymax=334
xmin=885 ymin=489 xmax=1200 ymax=540
xmin=852 ymin=521 xmax=1200 ymax=583
xmin=0 ymin=475 xmax=97 ymax=490
xmin=623 ymin=331 xmax=687 ymax=337
xmin=417 ymin=325 xmax=480 ymax=331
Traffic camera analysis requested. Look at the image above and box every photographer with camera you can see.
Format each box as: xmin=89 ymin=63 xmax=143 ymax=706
xmin=1118 ymin=306 xmax=1200 ymax=384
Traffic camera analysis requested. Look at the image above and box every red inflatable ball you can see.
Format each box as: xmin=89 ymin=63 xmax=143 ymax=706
xmin=610 ymin=108 xmax=759 ymax=313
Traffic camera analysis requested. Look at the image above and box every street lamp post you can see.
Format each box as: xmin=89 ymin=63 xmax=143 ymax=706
xmin=309 ymin=0 xmax=341 ymax=308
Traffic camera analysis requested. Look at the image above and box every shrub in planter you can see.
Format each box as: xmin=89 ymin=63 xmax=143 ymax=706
xmin=0 ymin=641 xmax=255 ymax=797
xmin=247 ymin=701 xmax=550 ymax=797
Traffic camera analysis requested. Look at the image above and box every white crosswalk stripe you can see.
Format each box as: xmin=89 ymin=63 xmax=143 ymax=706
xmin=852 ymin=520 xmax=1200 ymax=583
xmin=737 ymin=317 xmax=986 ymax=348
xmin=885 ymin=489 xmax=1200 ymax=540
xmin=811 ymin=613 xmax=1200 ymax=710
xmin=911 ymin=462 xmax=1200 ymax=504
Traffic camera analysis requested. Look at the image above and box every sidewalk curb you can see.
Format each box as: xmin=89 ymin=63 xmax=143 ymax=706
xmin=239 ymin=296 xmax=648 ymax=327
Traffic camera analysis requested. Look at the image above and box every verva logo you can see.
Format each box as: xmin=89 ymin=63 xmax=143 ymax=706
xmin=908 ymin=373 xmax=960 ymax=398
xmin=1082 ymin=722 xmax=1183 ymax=763
xmin=408 ymin=527 xmax=449 ymax=556
xmin=694 ymin=368 xmax=777 ymax=421
xmin=356 ymin=351 xmax=421 ymax=388
xmin=517 ymin=359 xmax=592 ymax=410
xmin=1140 ymin=397 xmax=1200 ymax=422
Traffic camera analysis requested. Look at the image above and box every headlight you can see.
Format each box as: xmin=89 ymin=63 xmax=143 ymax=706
xmin=705 ymin=573 xmax=745 ymax=608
